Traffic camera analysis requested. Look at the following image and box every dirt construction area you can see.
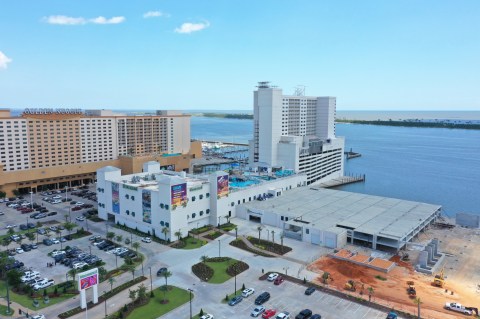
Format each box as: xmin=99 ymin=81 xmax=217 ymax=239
xmin=308 ymin=224 xmax=480 ymax=319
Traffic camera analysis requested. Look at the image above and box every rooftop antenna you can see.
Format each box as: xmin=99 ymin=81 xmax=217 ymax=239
xmin=294 ymin=85 xmax=306 ymax=96
xmin=257 ymin=81 xmax=271 ymax=89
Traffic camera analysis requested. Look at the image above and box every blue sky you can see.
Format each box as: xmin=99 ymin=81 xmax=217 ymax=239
xmin=0 ymin=1 xmax=479 ymax=111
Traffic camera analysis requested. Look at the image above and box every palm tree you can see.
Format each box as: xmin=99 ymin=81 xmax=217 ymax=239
xmin=125 ymin=264 xmax=136 ymax=280
xmin=1 ymin=238 xmax=11 ymax=251
xmin=115 ymin=234 xmax=123 ymax=243
xmin=413 ymin=297 xmax=422 ymax=319
xmin=106 ymin=232 xmax=116 ymax=241
xmin=132 ymin=241 xmax=140 ymax=253
xmin=257 ymin=226 xmax=263 ymax=241
xmin=367 ymin=287 xmax=374 ymax=302
xmin=64 ymin=222 xmax=75 ymax=236
xmin=7 ymin=228 xmax=15 ymax=237
xmin=200 ymin=255 xmax=209 ymax=264
xmin=174 ymin=230 xmax=182 ymax=242
xmin=322 ymin=272 xmax=330 ymax=285
xmin=161 ymin=270 xmax=172 ymax=303
xmin=108 ymin=277 xmax=116 ymax=292
xmin=161 ymin=227 xmax=169 ymax=241
xmin=26 ymin=232 xmax=35 ymax=245
xmin=68 ymin=269 xmax=77 ymax=284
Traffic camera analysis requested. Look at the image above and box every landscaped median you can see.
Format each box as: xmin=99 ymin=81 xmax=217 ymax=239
xmin=192 ymin=257 xmax=249 ymax=283
xmin=229 ymin=236 xmax=292 ymax=257
xmin=58 ymin=276 xmax=147 ymax=319
xmin=171 ymin=236 xmax=207 ymax=249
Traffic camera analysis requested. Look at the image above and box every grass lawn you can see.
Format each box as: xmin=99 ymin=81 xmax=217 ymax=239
xmin=182 ymin=236 xmax=207 ymax=249
xmin=127 ymin=286 xmax=190 ymax=319
xmin=205 ymin=259 xmax=237 ymax=284
xmin=0 ymin=280 xmax=76 ymax=310
xmin=221 ymin=288 xmax=244 ymax=303
xmin=0 ymin=304 xmax=14 ymax=316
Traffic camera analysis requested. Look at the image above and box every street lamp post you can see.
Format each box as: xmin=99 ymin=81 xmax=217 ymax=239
xmin=103 ymin=291 xmax=107 ymax=318
xmin=187 ymin=288 xmax=193 ymax=319
xmin=30 ymin=191 xmax=33 ymax=209
xmin=148 ymin=267 xmax=153 ymax=293
xmin=115 ymin=254 xmax=118 ymax=268
xmin=218 ymin=240 xmax=221 ymax=257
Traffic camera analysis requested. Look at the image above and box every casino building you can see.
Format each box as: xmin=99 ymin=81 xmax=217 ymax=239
xmin=0 ymin=108 xmax=201 ymax=196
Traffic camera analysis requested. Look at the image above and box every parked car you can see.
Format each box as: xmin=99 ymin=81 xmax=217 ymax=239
xmin=228 ymin=295 xmax=243 ymax=306
xmin=76 ymin=216 xmax=85 ymax=221
xmin=16 ymin=247 xmax=24 ymax=254
xmin=304 ymin=287 xmax=315 ymax=295
xmin=267 ymin=273 xmax=279 ymax=281
xmin=295 ymin=309 xmax=312 ymax=319
xmin=72 ymin=206 xmax=82 ymax=211
xmin=242 ymin=287 xmax=255 ymax=297
xmin=47 ymin=211 xmax=58 ymax=216
xmin=263 ymin=309 xmax=277 ymax=319
xmin=141 ymin=237 xmax=151 ymax=243
xmin=274 ymin=276 xmax=285 ymax=285
xmin=200 ymin=314 xmax=214 ymax=319
xmin=275 ymin=313 xmax=290 ymax=319
xmin=157 ymin=267 xmax=168 ymax=276
xmin=251 ymin=305 xmax=266 ymax=317
xmin=310 ymin=315 xmax=321 ymax=319
xmin=255 ymin=292 xmax=270 ymax=305
xmin=34 ymin=279 xmax=55 ymax=290
xmin=31 ymin=315 xmax=46 ymax=319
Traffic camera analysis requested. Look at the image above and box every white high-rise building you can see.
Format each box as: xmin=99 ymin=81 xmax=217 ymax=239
xmin=249 ymin=82 xmax=345 ymax=184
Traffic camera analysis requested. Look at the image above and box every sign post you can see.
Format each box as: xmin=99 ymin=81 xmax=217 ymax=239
xmin=77 ymin=268 xmax=99 ymax=309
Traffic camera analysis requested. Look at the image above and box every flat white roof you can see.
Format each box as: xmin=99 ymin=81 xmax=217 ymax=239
xmin=243 ymin=187 xmax=441 ymax=240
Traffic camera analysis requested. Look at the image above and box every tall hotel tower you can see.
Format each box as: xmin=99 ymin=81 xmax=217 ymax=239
xmin=249 ymin=82 xmax=345 ymax=185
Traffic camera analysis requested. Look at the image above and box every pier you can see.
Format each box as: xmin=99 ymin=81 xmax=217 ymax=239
xmin=344 ymin=148 xmax=361 ymax=160
xmin=316 ymin=174 xmax=366 ymax=188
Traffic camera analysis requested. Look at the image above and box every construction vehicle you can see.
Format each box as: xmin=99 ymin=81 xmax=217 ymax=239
xmin=432 ymin=264 xmax=446 ymax=288
xmin=344 ymin=280 xmax=357 ymax=292
xmin=406 ymin=281 xmax=416 ymax=298
xmin=386 ymin=311 xmax=398 ymax=319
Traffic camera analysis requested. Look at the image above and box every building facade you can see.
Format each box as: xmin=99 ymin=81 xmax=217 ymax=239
xmin=249 ymin=82 xmax=345 ymax=185
xmin=0 ymin=108 xmax=199 ymax=196
xmin=96 ymin=162 xmax=307 ymax=240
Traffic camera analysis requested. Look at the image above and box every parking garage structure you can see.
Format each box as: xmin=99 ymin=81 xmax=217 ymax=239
xmin=237 ymin=187 xmax=441 ymax=252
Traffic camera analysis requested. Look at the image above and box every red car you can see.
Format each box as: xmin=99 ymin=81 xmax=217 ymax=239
xmin=71 ymin=206 xmax=82 ymax=211
xmin=262 ymin=309 xmax=276 ymax=318
xmin=274 ymin=276 xmax=284 ymax=285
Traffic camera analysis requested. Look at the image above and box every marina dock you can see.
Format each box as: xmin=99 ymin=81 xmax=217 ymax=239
xmin=316 ymin=174 xmax=366 ymax=188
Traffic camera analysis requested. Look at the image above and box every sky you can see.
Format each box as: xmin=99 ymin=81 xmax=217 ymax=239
xmin=0 ymin=1 xmax=479 ymax=111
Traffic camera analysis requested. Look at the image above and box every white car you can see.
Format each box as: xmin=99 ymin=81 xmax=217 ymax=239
xmin=200 ymin=315 xmax=214 ymax=319
xmin=275 ymin=312 xmax=290 ymax=319
xmin=21 ymin=271 xmax=40 ymax=282
xmin=16 ymin=247 xmax=24 ymax=254
xmin=31 ymin=314 xmax=46 ymax=319
xmin=76 ymin=216 xmax=86 ymax=221
xmin=52 ymin=195 xmax=62 ymax=199
xmin=75 ymin=202 xmax=84 ymax=206
xmin=73 ymin=262 xmax=88 ymax=269
xmin=242 ymin=287 xmax=255 ymax=297
xmin=251 ymin=305 xmax=266 ymax=317
xmin=51 ymin=250 xmax=65 ymax=257
xmin=51 ymin=238 xmax=60 ymax=244
xmin=6 ymin=224 xmax=16 ymax=229
xmin=141 ymin=237 xmax=151 ymax=243
xmin=267 ymin=273 xmax=279 ymax=281
xmin=34 ymin=279 xmax=55 ymax=290
xmin=51 ymin=200 xmax=62 ymax=204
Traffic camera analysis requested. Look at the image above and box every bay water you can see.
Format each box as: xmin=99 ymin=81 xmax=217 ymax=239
xmin=191 ymin=114 xmax=480 ymax=217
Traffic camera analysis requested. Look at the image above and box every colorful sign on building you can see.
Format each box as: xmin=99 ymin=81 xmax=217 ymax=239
xmin=171 ymin=183 xmax=187 ymax=206
xmin=78 ymin=268 xmax=98 ymax=291
xmin=112 ymin=182 xmax=120 ymax=214
xmin=217 ymin=174 xmax=229 ymax=198
xmin=142 ymin=190 xmax=152 ymax=224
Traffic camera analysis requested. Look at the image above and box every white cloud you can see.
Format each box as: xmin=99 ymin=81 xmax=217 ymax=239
xmin=143 ymin=11 xmax=169 ymax=18
xmin=90 ymin=16 xmax=125 ymax=24
xmin=175 ymin=21 xmax=210 ymax=34
xmin=43 ymin=15 xmax=125 ymax=25
xmin=43 ymin=15 xmax=87 ymax=25
xmin=0 ymin=51 xmax=12 ymax=69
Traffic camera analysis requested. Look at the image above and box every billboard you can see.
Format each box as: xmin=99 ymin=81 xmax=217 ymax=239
xmin=217 ymin=175 xmax=229 ymax=198
xmin=142 ymin=190 xmax=152 ymax=224
xmin=171 ymin=183 xmax=187 ymax=206
xmin=78 ymin=268 xmax=98 ymax=291
xmin=112 ymin=182 xmax=120 ymax=214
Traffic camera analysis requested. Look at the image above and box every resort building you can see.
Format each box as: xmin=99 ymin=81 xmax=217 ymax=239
xmin=96 ymin=161 xmax=307 ymax=240
xmin=237 ymin=187 xmax=442 ymax=252
xmin=249 ymin=82 xmax=345 ymax=185
xmin=0 ymin=108 xmax=200 ymax=196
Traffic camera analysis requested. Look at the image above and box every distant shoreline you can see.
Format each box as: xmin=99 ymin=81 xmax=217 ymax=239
xmin=189 ymin=112 xmax=253 ymax=120
xmin=336 ymin=119 xmax=480 ymax=130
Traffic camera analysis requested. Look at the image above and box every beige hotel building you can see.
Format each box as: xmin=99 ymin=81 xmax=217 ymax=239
xmin=0 ymin=108 xmax=201 ymax=196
